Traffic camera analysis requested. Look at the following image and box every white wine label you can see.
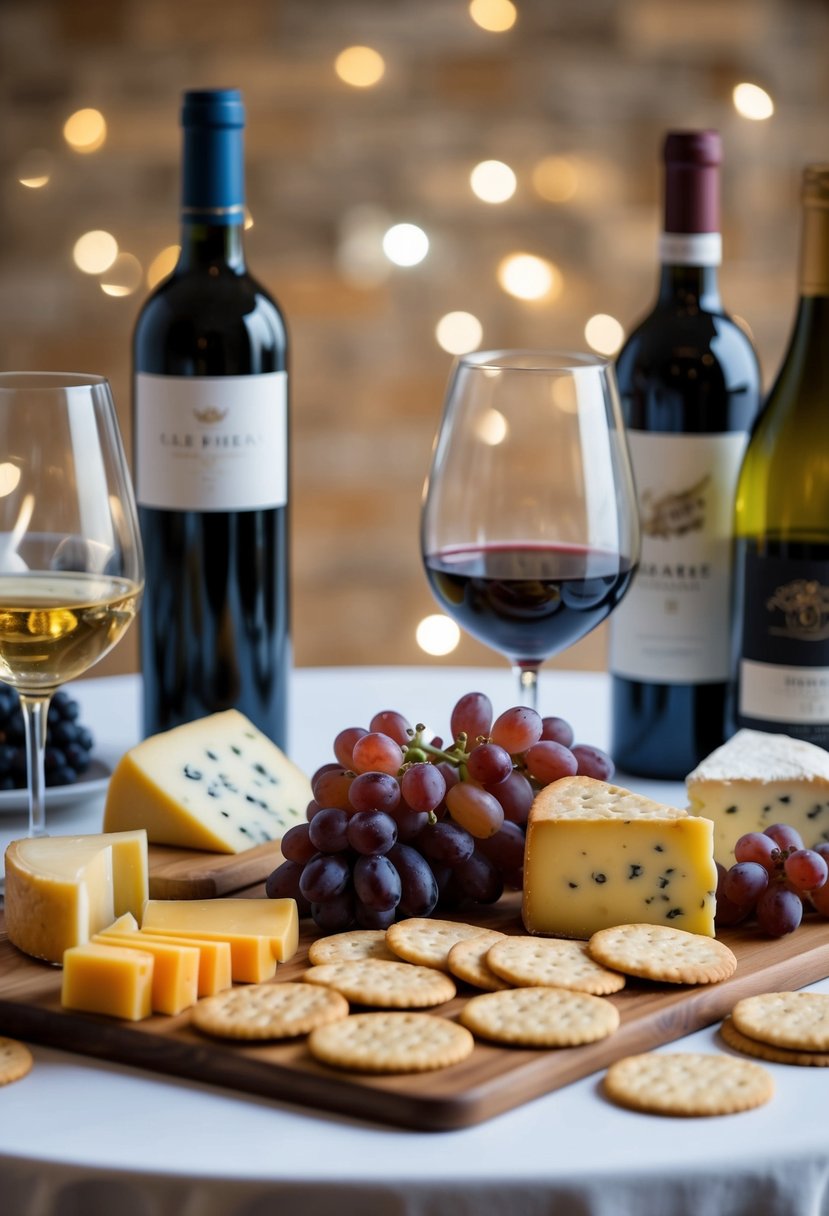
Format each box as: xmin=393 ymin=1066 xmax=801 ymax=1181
xmin=135 ymin=372 xmax=287 ymax=512
xmin=609 ymin=430 xmax=748 ymax=682
xmin=740 ymin=659 xmax=829 ymax=724
xmin=658 ymin=232 xmax=722 ymax=267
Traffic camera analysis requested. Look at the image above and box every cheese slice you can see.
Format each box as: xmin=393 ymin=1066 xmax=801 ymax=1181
xmin=141 ymin=927 xmax=275 ymax=984
xmin=103 ymin=709 xmax=311 ymax=853
xmin=62 ymin=942 xmax=153 ymax=1021
xmin=93 ymin=932 xmax=199 ymax=1015
xmin=522 ymin=776 xmax=717 ymax=939
xmin=101 ymin=916 xmax=232 ymax=997
xmin=686 ymin=729 xmax=829 ymax=862
xmin=139 ymin=896 xmax=297 ymax=982
xmin=4 ymin=830 xmax=149 ymax=964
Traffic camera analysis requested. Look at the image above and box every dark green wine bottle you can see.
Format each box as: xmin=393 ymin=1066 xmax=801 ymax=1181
xmin=732 ymin=164 xmax=829 ymax=747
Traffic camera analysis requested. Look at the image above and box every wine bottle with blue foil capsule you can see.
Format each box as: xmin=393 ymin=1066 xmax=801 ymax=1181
xmin=608 ymin=131 xmax=761 ymax=778
xmin=133 ymin=88 xmax=289 ymax=745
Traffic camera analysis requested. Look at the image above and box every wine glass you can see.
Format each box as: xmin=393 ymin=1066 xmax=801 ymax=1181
xmin=421 ymin=350 xmax=640 ymax=710
xmin=0 ymin=372 xmax=143 ymax=866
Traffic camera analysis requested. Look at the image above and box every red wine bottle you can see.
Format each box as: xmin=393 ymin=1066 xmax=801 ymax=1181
xmin=133 ymin=89 xmax=289 ymax=744
xmin=608 ymin=131 xmax=760 ymax=778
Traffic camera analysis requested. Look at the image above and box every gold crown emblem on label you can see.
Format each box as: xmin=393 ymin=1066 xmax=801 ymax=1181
xmin=193 ymin=407 xmax=227 ymax=424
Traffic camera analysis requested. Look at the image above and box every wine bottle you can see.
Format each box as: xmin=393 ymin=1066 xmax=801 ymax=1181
xmin=133 ymin=89 xmax=289 ymax=745
xmin=731 ymin=164 xmax=829 ymax=746
xmin=608 ymin=130 xmax=761 ymax=778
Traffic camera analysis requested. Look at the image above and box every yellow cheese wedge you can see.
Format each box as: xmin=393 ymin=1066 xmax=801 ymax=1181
xmin=100 ymin=917 xmax=231 ymax=997
xmin=94 ymin=932 xmax=199 ymax=1015
xmin=522 ymin=776 xmax=718 ymax=939
xmin=140 ymin=897 xmax=298 ymax=961
xmin=4 ymin=831 xmax=149 ymax=964
xmin=140 ymin=927 xmax=275 ymax=984
xmin=62 ymin=942 xmax=153 ymax=1021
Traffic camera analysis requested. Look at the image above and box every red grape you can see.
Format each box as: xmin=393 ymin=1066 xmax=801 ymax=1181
xmin=446 ymin=782 xmax=504 ymax=838
xmin=784 ymin=848 xmax=829 ymax=892
xmin=734 ymin=831 xmax=778 ymax=869
xmin=450 ymin=691 xmax=493 ymax=745
xmin=723 ymin=861 xmax=769 ymax=906
xmin=466 ymin=742 xmax=512 ymax=786
xmin=487 ymin=769 xmax=534 ymax=827
xmin=333 ymin=726 xmax=367 ymax=769
xmin=523 ymin=740 xmax=578 ymax=785
xmin=312 ymin=768 xmax=353 ymax=811
xmin=351 ymin=732 xmax=404 ymax=776
xmin=476 ymin=820 xmax=526 ymax=873
xmin=764 ymin=823 xmax=804 ymax=852
xmin=490 ymin=706 xmax=543 ymax=753
xmin=541 ymin=716 xmax=575 ymax=747
xmin=571 ymin=743 xmax=614 ymax=782
xmin=756 ymin=885 xmax=803 ymax=937
xmin=369 ymin=710 xmax=411 ymax=747
xmin=280 ymin=822 xmax=317 ymax=864
xmin=264 ymin=860 xmax=311 ymax=917
xmin=348 ymin=770 xmax=400 ymax=814
xmin=401 ymin=762 xmax=446 ymax=813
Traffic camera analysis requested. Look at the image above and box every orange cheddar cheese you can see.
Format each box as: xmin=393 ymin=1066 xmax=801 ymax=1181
xmin=61 ymin=942 xmax=153 ymax=1021
xmin=93 ymin=932 xmax=199 ymax=1015
xmin=100 ymin=916 xmax=231 ymax=997
xmin=140 ymin=897 xmax=298 ymax=962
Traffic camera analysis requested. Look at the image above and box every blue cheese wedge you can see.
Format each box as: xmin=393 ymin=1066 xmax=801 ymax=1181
xmin=686 ymin=729 xmax=829 ymax=863
xmin=522 ymin=776 xmax=717 ymax=940
xmin=103 ymin=710 xmax=311 ymax=853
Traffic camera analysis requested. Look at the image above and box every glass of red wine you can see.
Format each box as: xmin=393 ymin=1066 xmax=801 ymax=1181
xmin=421 ymin=350 xmax=640 ymax=709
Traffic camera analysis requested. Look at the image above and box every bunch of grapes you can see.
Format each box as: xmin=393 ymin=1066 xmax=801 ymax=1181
xmin=265 ymin=691 xmax=613 ymax=933
xmin=716 ymin=823 xmax=829 ymax=937
xmin=0 ymin=684 xmax=95 ymax=789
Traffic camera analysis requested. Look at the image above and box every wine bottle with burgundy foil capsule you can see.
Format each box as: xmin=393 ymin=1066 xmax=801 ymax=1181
xmin=731 ymin=165 xmax=829 ymax=746
xmin=133 ymin=89 xmax=289 ymax=745
xmin=608 ymin=130 xmax=761 ymax=779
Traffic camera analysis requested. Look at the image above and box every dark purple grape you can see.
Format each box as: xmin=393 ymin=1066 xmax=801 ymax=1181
xmin=450 ymin=691 xmax=493 ymax=745
xmin=571 ymin=743 xmax=614 ymax=782
xmin=64 ymin=741 xmax=91 ymax=773
xmin=723 ymin=861 xmax=769 ymax=907
xmin=308 ymin=806 xmax=350 ymax=854
xmin=265 ymin=860 xmax=312 ymax=917
xmin=401 ymin=762 xmax=446 ymax=813
xmin=487 ymin=769 xmax=534 ymax=827
xmin=369 ymin=710 xmax=411 ymax=747
xmin=355 ymin=902 xmax=397 ymax=930
xmin=346 ymin=809 xmax=397 ymax=856
xmin=311 ymin=892 xmax=355 ymax=933
xmin=279 ymin=822 xmax=317 ymax=864
xmin=756 ymin=885 xmax=803 ymax=936
xmin=523 ymin=740 xmax=578 ymax=786
xmin=388 ymin=843 xmax=439 ymax=917
xmin=434 ymin=760 xmax=459 ymax=793
xmin=476 ymin=820 xmax=526 ymax=873
xmin=48 ymin=766 xmax=77 ymax=786
xmin=353 ymin=854 xmax=402 ymax=911
xmin=433 ymin=862 xmax=463 ymax=910
xmin=416 ymin=820 xmax=475 ymax=866
xmin=540 ymin=715 xmax=574 ymax=747
xmin=387 ymin=801 xmax=429 ymax=843
xmin=466 ymin=742 xmax=513 ymax=786
xmin=299 ymin=853 xmax=350 ymax=903
xmin=348 ymin=770 xmax=401 ymax=814
xmin=453 ymin=850 xmax=504 ymax=904
xmin=305 ymin=799 xmax=322 ymax=822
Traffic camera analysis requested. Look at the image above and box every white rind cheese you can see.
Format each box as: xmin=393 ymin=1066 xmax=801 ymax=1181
xmin=522 ymin=776 xmax=717 ymax=940
xmin=686 ymin=729 xmax=829 ymax=862
xmin=103 ymin=709 xmax=311 ymax=853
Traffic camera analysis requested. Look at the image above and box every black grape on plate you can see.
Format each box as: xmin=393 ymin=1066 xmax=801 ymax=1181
xmin=265 ymin=689 xmax=615 ymax=933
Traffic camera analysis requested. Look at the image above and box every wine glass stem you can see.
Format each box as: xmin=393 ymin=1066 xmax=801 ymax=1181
xmin=20 ymin=693 xmax=51 ymax=838
xmin=513 ymin=664 xmax=540 ymax=711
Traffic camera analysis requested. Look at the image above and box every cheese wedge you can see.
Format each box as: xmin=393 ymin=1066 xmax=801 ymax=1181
xmin=93 ymin=932 xmax=199 ymax=1015
xmin=100 ymin=915 xmax=232 ymax=997
xmin=140 ymin=927 xmax=275 ymax=984
xmin=686 ymin=729 xmax=829 ymax=862
xmin=62 ymin=942 xmax=153 ymax=1021
xmin=103 ymin=709 xmax=311 ymax=853
xmin=4 ymin=831 xmax=149 ymax=964
xmin=522 ymin=776 xmax=717 ymax=939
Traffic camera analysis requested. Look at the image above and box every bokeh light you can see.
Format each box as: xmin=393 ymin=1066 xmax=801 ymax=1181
xmin=383 ymin=223 xmax=429 ymax=267
xmin=146 ymin=245 xmax=180 ymax=289
xmin=497 ymin=253 xmax=561 ymax=301
xmin=475 ymin=408 xmax=508 ymax=445
xmin=335 ymin=46 xmax=386 ymax=88
xmin=17 ymin=150 xmax=52 ymax=189
xmin=100 ymin=253 xmax=143 ymax=297
xmin=470 ymin=160 xmax=517 ymax=204
xmin=63 ymin=108 xmax=107 ymax=153
xmin=733 ymin=82 xmax=774 ymax=121
xmin=73 ymin=230 xmax=118 ymax=275
xmin=584 ymin=313 xmax=625 ymax=355
xmin=469 ymin=0 xmax=517 ymax=33
xmin=416 ymin=614 xmax=461 ymax=656
xmin=435 ymin=311 xmax=483 ymax=355
xmin=532 ymin=155 xmax=579 ymax=203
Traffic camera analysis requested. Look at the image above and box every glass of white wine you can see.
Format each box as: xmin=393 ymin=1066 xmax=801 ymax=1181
xmin=0 ymin=372 xmax=143 ymax=855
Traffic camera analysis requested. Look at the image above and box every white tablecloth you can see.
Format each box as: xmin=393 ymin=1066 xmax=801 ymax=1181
xmin=1 ymin=667 xmax=829 ymax=1216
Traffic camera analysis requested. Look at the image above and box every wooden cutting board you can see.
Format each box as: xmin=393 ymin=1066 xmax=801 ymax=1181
xmin=2 ymin=896 xmax=829 ymax=1130
xmin=147 ymin=842 xmax=283 ymax=899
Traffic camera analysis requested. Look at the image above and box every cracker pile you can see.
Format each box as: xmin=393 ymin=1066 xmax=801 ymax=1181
xmin=720 ymin=991 xmax=829 ymax=1067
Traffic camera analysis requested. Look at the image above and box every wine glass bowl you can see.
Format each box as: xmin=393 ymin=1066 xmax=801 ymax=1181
xmin=0 ymin=372 xmax=143 ymax=846
xmin=421 ymin=350 xmax=640 ymax=707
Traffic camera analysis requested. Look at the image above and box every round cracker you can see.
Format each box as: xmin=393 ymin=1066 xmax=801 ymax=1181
xmin=308 ymin=930 xmax=396 ymax=966
xmin=191 ymin=981 xmax=349 ymax=1040
xmin=0 ymin=1037 xmax=33 ymax=1086
xmin=448 ymin=934 xmax=511 ymax=992
xmin=459 ymin=986 xmax=619 ymax=1047
xmin=487 ymin=936 xmax=626 ymax=996
xmin=308 ymin=1011 xmax=474 ymax=1074
xmin=720 ymin=1015 xmax=829 ymax=1067
xmin=386 ymin=918 xmax=495 ymax=970
xmin=731 ymin=991 xmax=829 ymax=1051
xmin=587 ymin=924 xmax=737 ymax=985
xmin=303 ymin=959 xmax=456 ymax=1008
xmin=603 ymin=1051 xmax=773 ymax=1117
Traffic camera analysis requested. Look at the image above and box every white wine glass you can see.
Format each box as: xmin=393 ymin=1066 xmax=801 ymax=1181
xmin=0 ymin=373 xmax=143 ymax=864
xmin=421 ymin=350 xmax=640 ymax=710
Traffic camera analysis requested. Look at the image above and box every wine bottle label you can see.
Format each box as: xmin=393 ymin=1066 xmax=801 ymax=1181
xmin=658 ymin=232 xmax=722 ymax=267
xmin=609 ymin=430 xmax=748 ymax=682
xmin=135 ymin=372 xmax=287 ymax=512
xmin=738 ymin=548 xmax=829 ymax=743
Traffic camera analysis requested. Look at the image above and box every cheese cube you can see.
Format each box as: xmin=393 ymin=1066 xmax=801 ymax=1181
xmin=686 ymin=729 xmax=829 ymax=862
xmin=4 ymin=831 xmax=149 ymax=964
xmin=61 ymin=942 xmax=153 ymax=1021
xmin=94 ymin=932 xmax=200 ymax=1015
xmin=522 ymin=776 xmax=717 ymax=939
xmin=103 ymin=709 xmax=311 ymax=853
xmin=101 ymin=917 xmax=232 ymax=996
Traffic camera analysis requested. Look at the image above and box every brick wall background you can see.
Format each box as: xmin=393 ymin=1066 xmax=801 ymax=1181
xmin=1 ymin=0 xmax=827 ymax=694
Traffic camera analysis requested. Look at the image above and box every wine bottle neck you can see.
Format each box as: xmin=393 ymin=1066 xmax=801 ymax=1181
xmin=657 ymin=262 xmax=722 ymax=309
xmin=178 ymin=224 xmax=246 ymax=271
xmin=178 ymin=88 xmax=246 ymax=272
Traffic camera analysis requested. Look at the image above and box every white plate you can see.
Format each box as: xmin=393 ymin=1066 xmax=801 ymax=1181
xmin=0 ymin=757 xmax=112 ymax=814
